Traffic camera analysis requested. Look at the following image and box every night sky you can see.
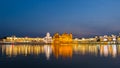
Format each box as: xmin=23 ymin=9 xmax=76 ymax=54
xmin=0 ymin=0 xmax=120 ymax=38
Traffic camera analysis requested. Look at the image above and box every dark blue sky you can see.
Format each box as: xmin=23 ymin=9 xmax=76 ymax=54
xmin=0 ymin=0 xmax=120 ymax=38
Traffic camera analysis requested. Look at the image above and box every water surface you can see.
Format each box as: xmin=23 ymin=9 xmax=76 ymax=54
xmin=0 ymin=44 xmax=120 ymax=68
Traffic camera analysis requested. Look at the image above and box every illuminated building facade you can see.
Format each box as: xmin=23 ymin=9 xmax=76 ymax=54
xmin=3 ymin=36 xmax=44 ymax=43
xmin=2 ymin=32 xmax=52 ymax=43
xmin=53 ymin=33 xmax=73 ymax=44
xmin=43 ymin=32 xmax=52 ymax=43
xmin=2 ymin=32 xmax=120 ymax=44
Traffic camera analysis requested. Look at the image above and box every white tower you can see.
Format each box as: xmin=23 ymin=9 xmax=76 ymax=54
xmin=43 ymin=32 xmax=52 ymax=43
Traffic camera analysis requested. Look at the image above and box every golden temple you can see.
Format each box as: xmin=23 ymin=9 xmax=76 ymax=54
xmin=52 ymin=33 xmax=73 ymax=44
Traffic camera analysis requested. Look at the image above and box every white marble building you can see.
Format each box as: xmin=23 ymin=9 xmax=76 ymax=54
xmin=43 ymin=32 xmax=52 ymax=43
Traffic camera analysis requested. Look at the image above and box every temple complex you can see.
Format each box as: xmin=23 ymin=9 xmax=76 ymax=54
xmin=53 ymin=33 xmax=73 ymax=44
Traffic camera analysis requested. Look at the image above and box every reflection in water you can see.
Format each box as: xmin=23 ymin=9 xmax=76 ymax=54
xmin=2 ymin=45 xmax=44 ymax=57
xmin=44 ymin=45 xmax=52 ymax=60
xmin=100 ymin=45 xmax=117 ymax=58
xmin=1 ymin=44 xmax=120 ymax=59
xmin=73 ymin=44 xmax=98 ymax=56
xmin=52 ymin=44 xmax=73 ymax=59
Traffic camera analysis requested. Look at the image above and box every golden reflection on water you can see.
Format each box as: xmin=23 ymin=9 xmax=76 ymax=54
xmin=1 ymin=44 xmax=120 ymax=59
